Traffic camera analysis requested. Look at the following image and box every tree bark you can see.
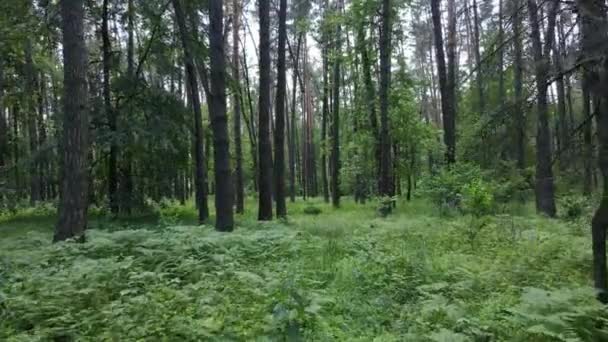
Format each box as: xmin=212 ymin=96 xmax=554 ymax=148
xmin=209 ymin=0 xmax=234 ymax=231
xmin=379 ymin=0 xmax=392 ymax=196
xmin=331 ymin=0 xmax=342 ymax=208
xmin=528 ymin=0 xmax=557 ymax=217
xmin=55 ymin=0 xmax=89 ymax=242
xmin=274 ymin=0 xmax=287 ymax=218
xmin=102 ymin=0 xmax=118 ymax=214
xmin=258 ymin=0 xmax=273 ymax=220
xmin=172 ymin=0 xmax=209 ymax=223
xmin=431 ymin=0 xmax=457 ymax=165
xmin=513 ymin=0 xmax=525 ymax=169
xmin=232 ymin=0 xmax=244 ymax=214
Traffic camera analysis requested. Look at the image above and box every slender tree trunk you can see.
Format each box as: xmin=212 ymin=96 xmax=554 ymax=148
xmin=357 ymin=21 xmax=380 ymax=193
xmin=512 ymin=0 xmax=525 ymax=169
xmin=258 ymin=0 xmax=273 ymax=220
xmin=289 ymin=34 xmax=302 ymax=202
xmin=528 ymin=0 xmax=557 ymax=217
xmin=321 ymin=28 xmax=330 ymax=203
xmin=102 ymin=0 xmax=118 ymax=214
xmin=172 ymin=0 xmax=209 ymax=223
xmin=431 ymin=0 xmax=457 ymax=165
xmin=209 ymin=0 xmax=234 ymax=231
xmin=24 ymin=37 xmax=40 ymax=204
xmin=37 ymin=72 xmax=48 ymax=200
xmin=583 ymin=81 xmax=593 ymax=196
xmin=472 ymin=0 xmax=484 ymax=114
xmin=379 ymin=0 xmax=392 ymax=196
xmin=232 ymin=0 xmax=244 ymax=214
xmin=54 ymin=0 xmax=89 ymax=242
xmin=331 ymin=0 xmax=342 ymax=208
xmin=273 ymin=0 xmax=287 ymax=218
xmin=121 ymin=0 xmax=135 ymax=214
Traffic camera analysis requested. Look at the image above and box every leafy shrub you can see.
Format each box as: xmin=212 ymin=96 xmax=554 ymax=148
xmin=424 ymin=163 xmax=496 ymax=216
xmin=559 ymin=194 xmax=587 ymax=221
xmin=303 ymin=206 xmax=322 ymax=215
xmin=376 ymin=196 xmax=396 ymax=217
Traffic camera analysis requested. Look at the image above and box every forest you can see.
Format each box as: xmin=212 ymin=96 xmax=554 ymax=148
xmin=1 ymin=0 xmax=608 ymax=340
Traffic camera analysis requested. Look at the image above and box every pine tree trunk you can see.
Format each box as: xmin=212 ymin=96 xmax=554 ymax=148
xmin=528 ymin=0 xmax=557 ymax=217
xmin=121 ymin=0 xmax=135 ymax=214
xmin=331 ymin=0 xmax=342 ymax=208
xmin=55 ymin=0 xmax=89 ymax=242
xmin=513 ymin=0 xmax=525 ymax=169
xmin=172 ymin=0 xmax=209 ymax=223
xmin=209 ymin=0 xmax=234 ymax=231
xmin=274 ymin=0 xmax=287 ymax=218
xmin=379 ymin=0 xmax=392 ymax=196
xmin=24 ymin=38 xmax=40 ymax=205
xmin=257 ymin=0 xmax=273 ymax=220
xmin=232 ymin=0 xmax=244 ymax=214
xmin=102 ymin=0 xmax=118 ymax=214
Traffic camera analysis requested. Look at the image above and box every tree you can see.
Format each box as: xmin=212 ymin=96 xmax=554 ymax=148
xmin=208 ymin=0 xmax=234 ymax=231
xmin=331 ymin=0 xmax=342 ymax=208
xmin=258 ymin=0 xmax=273 ymax=220
xmin=172 ymin=0 xmax=209 ymax=223
xmin=512 ymin=0 xmax=525 ymax=169
xmin=577 ymin=0 xmax=608 ymax=302
xmin=431 ymin=0 xmax=457 ymax=165
xmin=232 ymin=0 xmax=244 ymax=214
xmin=102 ymin=0 xmax=118 ymax=214
xmin=274 ymin=0 xmax=287 ymax=218
xmin=527 ymin=0 xmax=557 ymax=217
xmin=379 ymin=0 xmax=392 ymax=196
xmin=54 ymin=0 xmax=89 ymax=242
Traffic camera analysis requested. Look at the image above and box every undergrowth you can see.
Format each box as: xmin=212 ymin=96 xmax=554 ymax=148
xmin=0 ymin=198 xmax=606 ymax=341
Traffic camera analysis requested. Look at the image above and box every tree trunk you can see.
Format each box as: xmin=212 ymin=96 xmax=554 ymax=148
xmin=232 ymin=0 xmax=244 ymax=214
xmin=209 ymin=0 xmax=234 ymax=231
xmin=102 ymin=0 xmax=118 ymax=214
xmin=528 ymin=0 xmax=557 ymax=217
xmin=583 ymin=81 xmax=593 ymax=196
xmin=0 ymin=61 xmax=6 ymax=176
xmin=431 ymin=0 xmax=457 ymax=165
xmin=121 ymin=0 xmax=135 ymax=214
xmin=289 ymin=34 xmax=302 ymax=202
xmin=274 ymin=0 xmax=287 ymax=218
xmin=321 ymin=27 xmax=330 ymax=203
xmin=577 ymin=0 xmax=608 ymax=302
xmin=331 ymin=0 xmax=342 ymax=208
xmin=54 ymin=0 xmax=89 ymax=242
xmin=379 ymin=0 xmax=392 ymax=196
xmin=258 ymin=0 xmax=273 ymax=220
xmin=24 ymin=37 xmax=40 ymax=205
xmin=172 ymin=0 xmax=209 ymax=223
xmin=513 ymin=0 xmax=525 ymax=169
xmin=472 ymin=0 xmax=484 ymax=114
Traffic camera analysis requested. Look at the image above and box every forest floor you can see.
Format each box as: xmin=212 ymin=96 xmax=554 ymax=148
xmin=1 ymin=198 xmax=606 ymax=341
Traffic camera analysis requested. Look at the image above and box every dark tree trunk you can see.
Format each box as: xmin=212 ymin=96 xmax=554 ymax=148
xmin=578 ymin=0 xmax=608 ymax=302
xmin=331 ymin=0 xmax=342 ymax=208
xmin=513 ymin=0 xmax=525 ymax=169
xmin=472 ymin=0 xmax=484 ymax=114
xmin=209 ymin=0 xmax=234 ymax=231
xmin=357 ymin=26 xmax=380 ymax=191
xmin=528 ymin=0 xmax=557 ymax=217
xmin=289 ymin=34 xmax=302 ymax=202
xmin=24 ymin=38 xmax=40 ymax=205
xmin=273 ymin=0 xmax=287 ymax=218
xmin=258 ymin=0 xmax=273 ymax=220
xmin=102 ymin=0 xmax=118 ymax=215
xmin=121 ymin=0 xmax=135 ymax=214
xmin=431 ymin=0 xmax=457 ymax=165
xmin=172 ymin=0 xmax=209 ymax=223
xmin=583 ymin=82 xmax=593 ymax=196
xmin=55 ymin=0 xmax=89 ymax=242
xmin=379 ymin=0 xmax=392 ymax=196
xmin=321 ymin=29 xmax=330 ymax=203
xmin=232 ymin=0 xmax=244 ymax=214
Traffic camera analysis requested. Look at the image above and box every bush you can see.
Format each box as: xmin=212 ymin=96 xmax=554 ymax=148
xmin=303 ymin=206 xmax=322 ymax=215
xmin=559 ymin=194 xmax=587 ymax=221
xmin=376 ymin=196 xmax=396 ymax=217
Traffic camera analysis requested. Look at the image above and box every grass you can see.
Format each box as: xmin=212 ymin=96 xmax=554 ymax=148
xmin=1 ymin=197 xmax=606 ymax=341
